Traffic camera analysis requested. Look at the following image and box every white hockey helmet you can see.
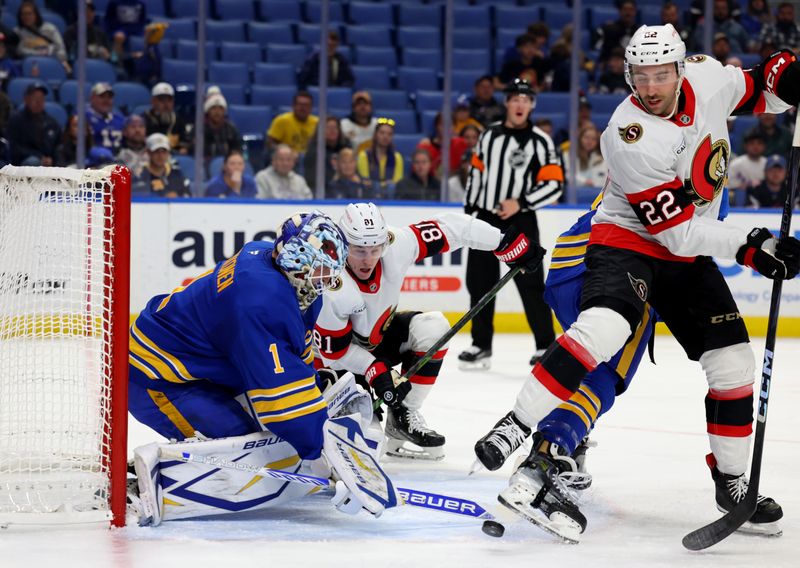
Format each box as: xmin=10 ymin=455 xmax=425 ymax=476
xmin=339 ymin=202 xmax=388 ymax=247
xmin=624 ymin=24 xmax=686 ymax=89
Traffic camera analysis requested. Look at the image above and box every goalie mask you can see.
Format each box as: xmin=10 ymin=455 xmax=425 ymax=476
xmin=275 ymin=211 xmax=348 ymax=310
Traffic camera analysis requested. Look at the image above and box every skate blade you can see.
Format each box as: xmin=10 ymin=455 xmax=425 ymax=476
xmin=714 ymin=506 xmax=783 ymax=537
xmin=385 ymin=438 xmax=445 ymax=461
xmin=498 ymin=492 xmax=582 ymax=544
xmin=468 ymin=459 xmax=485 ymax=476
xmin=458 ymin=360 xmax=491 ymax=371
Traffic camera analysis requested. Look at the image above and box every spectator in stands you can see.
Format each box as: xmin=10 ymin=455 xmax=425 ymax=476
xmin=469 ymin=76 xmax=504 ymax=128
xmin=495 ymin=34 xmax=551 ymax=91
xmin=0 ymin=89 xmax=10 ymax=139
xmin=447 ymin=150 xmax=472 ymax=202
xmin=85 ymin=145 xmax=116 ymax=169
xmin=357 ymin=118 xmax=403 ymax=199
xmin=593 ymin=0 xmax=638 ymax=65
xmin=726 ymin=55 xmax=744 ymax=68
xmin=7 ymin=81 xmax=61 ymax=166
xmin=746 ymin=113 xmax=793 ymax=157
xmin=104 ymin=1 xmax=146 ymax=40
xmin=712 ymin=32 xmax=733 ymax=64
xmin=562 ymin=125 xmax=606 ymax=188
xmin=396 ymin=149 xmax=440 ymax=202
xmin=460 ymin=124 xmax=481 ymax=151
xmin=759 ymin=2 xmax=800 ymax=51
xmin=417 ymin=113 xmax=469 ymax=179
xmin=200 ymin=88 xmax=242 ymax=160
xmin=15 ymin=1 xmax=70 ymax=73
xmin=64 ymin=1 xmax=111 ymax=61
xmin=255 ymin=144 xmax=313 ymax=200
xmin=304 ymin=116 xmax=350 ymax=190
xmin=690 ymin=0 xmax=750 ymax=53
xmin=689 ymin=0 xmax=742 ymax=29
xmin=55 ymin=114 xmax=93 ymax=167
xmin=660 ymin=1 xmax=691 ymax=42
xmin=729 ymin=131 xmax=767 ymax=206
xmin=748 ymin=154 xmax=790 ymax=208
xmin=116 ymin=114 xmax=148 ymax=178
xmin=144 ymin=82 xmax=191 ymax=154
xmin=340 ymin=91 xmax=378 ymax=151
xmin=550 ymin=26 xmax=594 ymax=92
xmin=267 ymin=91 xmax=318 ymax=155
xmin=123 ymin=21 xmax=166 ymax=87
xmin=741 ymin=0 xmax=772 ymax=36
xmin=596 ymin=46 xmax=628 ymax=94
xmin=206 ymin=149 xmax=258 ymax=199
xmin=327 ymin=147 xmax=368 ymax=199
xmin=87 ymin=82 xmax=125 ymax=153
xmin=0 ymin=33 xmax=21 ymax=91
xmin=132 ymin=133 xmax=191 ymax=197
xmin=297 ymin=30 xmax=355 ymax=90
xmin=0 ymin=22 xmax=20 ymax=58
xmin=453 ymin=95 xmax=483 ymax=136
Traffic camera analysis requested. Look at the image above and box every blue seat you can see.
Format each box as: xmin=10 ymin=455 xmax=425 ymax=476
xmin=541 ymin=6 xmax=574 ymax=30
xmin=41 ymin=9 xmax=66 ymax=35
xmin=214 ymin=0 xmax=257 ymax=20
xmin=396 ymin=67 xmax=438 ymax=91
xmin=369 ymin=89 xmax=410 ymax=111
xmin=348 ymin=2 xmax=393 ymax=26
xmin=454 ymin=28 xmax=490 ymax=50
xmin=397 ymin=27 xmax=440 ymax=50
xmin=392 ymin=133 xmax=421 ymax=160
xmin=213 ymin=83 xmax=247 ymax=105
xmin=308 ymin=87 xmax=352 ymax=109
xmin=535 ymin=112 xmax=568 ymax=133
xmin=587 ymin=6 xmax=618 ymax=29
xmin=592 ymin=113 xmax=613 ymax=130
xmin=398 ymin=4 xmax=441 ymax=28
xmin=352 ymin=65 xmax=392 ymax=90
xmin=208 ymin=61 xmax=250 ymax=85
xmin=247 ymin=22 xmax=294 ymax=44
xmin=414 ymin=90 xmax=444 ymax=113
xmin=297 ymin=23 xmax=342 ymax=45
xmin=419 ymin=110 xmax=438 ymax=135
xmin=497 ymin=28 xmax=521 ymax=50
xmin=640 ymin=6 xmax=662 ymax=25
xmin=495 ymin=5 xmax=541 ymax=28
xmin=403 ymin=48 xmax=441 ymax=71
xmin=453 ymin=5 xmax=489 ymax=28
xmin=385 ymin=110 xmax=418 ymax=135
xmin=205 ymin=20 xmax=246 ymax=42
xmin=171 ymin=0 xmax=211 ymax=17
xmin=83 ymin=58 xmax=117 ymax=84
xmin=220 ymin=42 xmax=261 ymax=66
xmin=57 ymin=80 xmax=92 ymax=111
xmin=7 ymin=78 xmax=55 ymax=104
xmin=257 ymin=0 xmax=302 ymax=22
xmin=304 ymin=1 xmax=345 ymax=23
xmin=113 ymin=82 xmax=151 ymax=112
xmin=142 ymin=0 xmax=166 ymax=17
xmin=346 ymin=26 xmax=392 ymax=48
xmin=355 ymin=46 xmax=398 ymax=69
xmin=587 ymin=93 xmax=627 ymax=114
xmin=174 ymin=39 xmax=218 ymax=61
xmin=265 ymin=44 xmax=307 ymax=66
xmin=250 ymin=85 xmax=296 ymax=107
xmin=172 ymin=155 xmax=196 ymax=185
xmin=43 ymin=101 xmax=67 ymax=129
xmin=451 ymin=70 xmax=477 ymax=94
xmin=535 ymin=93 xmax=569 ymax=113
xmin=452 ymin=49 xmax=490 ymax=73
xmin=227 ymin=104 xmax=273 ymax=137
xmin=162 ymin=58 xmax=202 ymax=84
xmin=22 ymin=56 xmax=67 ymax=88
xmin=253 ymin=62 xmax=296 ymax=85
xmin=157 ymin=18 xmax=196 ymax=40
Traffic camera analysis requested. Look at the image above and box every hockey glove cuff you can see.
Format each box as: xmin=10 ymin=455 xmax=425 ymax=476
xmin=736 ymin=227 xmax=799 ymax=280
xmin=365 ymin=359 xmax=411 ymax=407
xmin=494 ymin=225 xmax=545 ymax=273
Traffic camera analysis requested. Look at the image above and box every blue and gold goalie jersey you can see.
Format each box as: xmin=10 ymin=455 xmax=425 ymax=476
xmin=128 ymin=241 xmax=326 ymax=459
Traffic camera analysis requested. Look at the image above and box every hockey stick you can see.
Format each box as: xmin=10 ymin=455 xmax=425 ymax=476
xmin=682 ymin=113 xmax=800 ymax=551
xmin=162 ymin=449 xmax=496 ymax=521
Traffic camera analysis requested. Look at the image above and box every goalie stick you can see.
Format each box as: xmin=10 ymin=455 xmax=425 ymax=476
xmin=162 ymin=449 xmax=496 ymax=522
xmin=682 ymin=113 xmax=800 ymax=551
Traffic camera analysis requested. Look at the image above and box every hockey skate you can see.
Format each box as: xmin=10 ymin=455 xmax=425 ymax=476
xmin=498 ymin=448 xmax=587 ymax=544
xmin=707 ymin=454 xmax=783 ymax=537
xmin=458 ymin=346 xmax=491 ymax=370
xmin=474 ymin=411 xmax=531 ymax=471
xmin=385 ymin=404 xmax=445 ymax=461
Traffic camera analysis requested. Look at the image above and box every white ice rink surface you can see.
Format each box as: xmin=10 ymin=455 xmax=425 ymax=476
xmin=3 ymin=332 xmax=799 ymax=568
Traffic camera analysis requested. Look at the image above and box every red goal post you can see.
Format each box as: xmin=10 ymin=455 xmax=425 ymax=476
xmin=0 ymin=165 xmax=130 ymax=527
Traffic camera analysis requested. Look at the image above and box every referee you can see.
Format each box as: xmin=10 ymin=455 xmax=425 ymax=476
xmin=459 ymin=79 xmax=563 ymax=370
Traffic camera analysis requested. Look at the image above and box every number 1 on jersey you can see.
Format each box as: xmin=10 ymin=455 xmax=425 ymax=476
xmin=268 ymin=343 xmax=285 ymax=373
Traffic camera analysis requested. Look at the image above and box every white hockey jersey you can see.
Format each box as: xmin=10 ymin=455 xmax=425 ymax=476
xmin=595 ymin=55 xmax=791 ymax=261
xmin=314 ymin=213 xmax=502 ymax=374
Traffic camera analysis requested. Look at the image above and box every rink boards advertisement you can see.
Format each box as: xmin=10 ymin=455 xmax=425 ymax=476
xmin=130 ymin=199 xmax=800 ymax=335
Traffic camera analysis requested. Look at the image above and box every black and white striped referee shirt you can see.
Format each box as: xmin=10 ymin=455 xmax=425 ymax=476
xmin=464 ymin=121 xmax=564 ymax=213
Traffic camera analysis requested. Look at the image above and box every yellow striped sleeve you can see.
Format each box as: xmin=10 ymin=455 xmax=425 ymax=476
xmin=549 ymin=258 xmax=585 ymax=270
xmin=252 ymin=384 xmax=323 ymax=415
xmin=551 ymin=244 xmax=588 ymax=258
xmin=556 ymin=232 xmax=590 ymax=244
xmin=249 ymin=376 xmax=317 ymax=399
xmin=259 ymin=399 xmax=328 ymax=425
xmin=130 ymin=321 xmax=201 ymax=383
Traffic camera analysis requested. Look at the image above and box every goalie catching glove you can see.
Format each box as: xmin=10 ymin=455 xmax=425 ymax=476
xmin=736 ymin=227 xmax=800 ymax=280
xmin=494 ymin=224 xmax=545 ymax=273
xmin=365 ymin=359 xmax=411 ymax=407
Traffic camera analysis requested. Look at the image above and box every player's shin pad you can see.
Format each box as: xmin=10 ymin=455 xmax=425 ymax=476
xmin=131 ymin=431 xmax=309 ymax=526
xmin=323 ymin=415 xmax=402 ymax=517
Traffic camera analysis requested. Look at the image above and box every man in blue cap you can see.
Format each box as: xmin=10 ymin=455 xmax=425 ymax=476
xmin=747 ymin=154 xmax=791 ymax=208
xmin=7 ymin=81 xmax=61 ymax=166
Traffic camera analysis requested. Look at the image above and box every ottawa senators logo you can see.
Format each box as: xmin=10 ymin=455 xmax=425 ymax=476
xmin=368 ymin=306 xmax=396 ymax=348
xmin=618 ymin=123 xmax=643 ymax=144
xmin=627 ymin=272 xmax=648 ymax=302
xmin=688 ymin=134 xmax=729 ymax=205
xmin=686 ymin=54 xmax=707 ymax=63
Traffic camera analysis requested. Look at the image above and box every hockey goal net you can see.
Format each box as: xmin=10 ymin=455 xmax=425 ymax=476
xmin=0 ymin=165 xmax=130 ymax=527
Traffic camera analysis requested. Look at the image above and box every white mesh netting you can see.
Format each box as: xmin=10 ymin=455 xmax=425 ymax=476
xmin=0 ymin=166 xmax=121 ymax=523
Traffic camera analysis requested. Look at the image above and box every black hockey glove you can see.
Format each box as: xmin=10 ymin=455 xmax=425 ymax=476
xmin=736 ymin=227 xmax=800 ymax=280
xmin=365 ymin=359 xmax=411 ymax=408
xmin=317 ymin=368 xmax=345 ymax=393
xmin=494 ymin=225 xmax=545 ymax=273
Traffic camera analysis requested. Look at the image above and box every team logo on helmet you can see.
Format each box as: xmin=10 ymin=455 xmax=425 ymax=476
xmin=627 ymin=272 xmax=648 ymax=302
xmin=686 ymin=54 xmax=706 ymax=63
xmin=688 ymin=134 xmax=729 ymax=205
xmin=619 ymin=123 xmax=643 ymax=144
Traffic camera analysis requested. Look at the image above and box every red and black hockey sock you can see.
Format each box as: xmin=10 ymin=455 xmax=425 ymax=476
xmin=705 ymin=385 xmax=754 ymax=438
xmin=403 ymin=349 xmax=447 ymax=385
xmin=531 ymin=335 xmax=598 ymax=401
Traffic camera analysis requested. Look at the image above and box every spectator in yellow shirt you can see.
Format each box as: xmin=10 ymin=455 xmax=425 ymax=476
xmin=266 ymin=91 xmax=318 ymax=154
xmin=356 ymin=117 xmax=403 ymax=199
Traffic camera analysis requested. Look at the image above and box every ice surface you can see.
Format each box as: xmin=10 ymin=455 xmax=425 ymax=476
xmin=2 ymin=333 xmax=798 ymax=568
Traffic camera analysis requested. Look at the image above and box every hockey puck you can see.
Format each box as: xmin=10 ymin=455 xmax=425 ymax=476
xmin=482 ymin=519 xmax=506 ymax=538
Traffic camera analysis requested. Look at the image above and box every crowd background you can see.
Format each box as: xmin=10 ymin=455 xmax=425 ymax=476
xmin=0 ymin=0 xmax=798 ymax=208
